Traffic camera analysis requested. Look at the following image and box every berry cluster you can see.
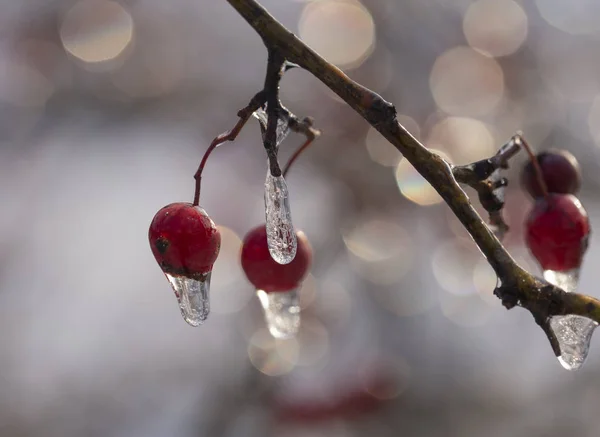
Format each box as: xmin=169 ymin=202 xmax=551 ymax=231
xmin=148 ymin=111 xmax=313 ymax=336
xmin=149 ymin=205 xmax=312 ymax=333
xmin=521 ymin=149 xmax=596 ymax=371
xmin=521 ymin=150 xmax=590 ymax=273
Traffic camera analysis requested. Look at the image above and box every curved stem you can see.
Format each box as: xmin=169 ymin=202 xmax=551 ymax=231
xmin=282 ymin=136 xmax=315 ymax=178
xmin=192 ymin=92 xmax=266 ymax=206
xmin=517 ymin=133 xmax=549 ymax=200
xmin=193 ymin=117 xmax=250 ymax=206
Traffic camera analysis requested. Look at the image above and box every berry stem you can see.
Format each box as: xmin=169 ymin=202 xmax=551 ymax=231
xmin=193 ymin=92 xmax=266 ymax=206
xmin=516 ymin=133 xmax=549 ymax=200
xmin=282 ymin=135 xmax=315 ymax=178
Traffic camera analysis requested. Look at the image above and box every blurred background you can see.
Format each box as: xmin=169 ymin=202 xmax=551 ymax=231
xmin=3 ymin=0 xmax=600 ymax=435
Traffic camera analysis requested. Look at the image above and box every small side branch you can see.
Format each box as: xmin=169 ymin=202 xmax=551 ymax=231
xmin=281 ymin=112 xmax=321 ymax=177
xmin=452 ymin=134 xmax=523 ymax=240
xmin=453 ymin=133 xmax=522 ymax=185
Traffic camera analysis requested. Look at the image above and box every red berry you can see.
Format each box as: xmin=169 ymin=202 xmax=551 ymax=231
xmin=149 ymin=203 xmax=221 ymax=278
xmin=525 ymin=194 xmax=590 ymax=271
xmin=521 ymin=149 xmax=581 ymax=198
xmin=241 ymin=225 xmax=312 ymax=292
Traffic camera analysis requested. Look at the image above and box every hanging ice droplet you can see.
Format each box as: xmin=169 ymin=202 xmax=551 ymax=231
xmin=166 ymin=272 xmax=211 ymax=326
xmin=256 ymin=289 xmax=300 ymax=339
xmin=264 ymin=171 xmax=297 ymax=264
xmin=544 ymin=269 xmax=597 ymax=371
xmin=252 ymin=108 xmax=290 ymax=148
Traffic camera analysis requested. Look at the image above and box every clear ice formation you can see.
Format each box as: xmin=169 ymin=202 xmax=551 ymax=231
xmin=166 ymin=272 xmax=211 ymax=326
xmin=544 ymin=269 xmax=597 ymax=371
xmin=256 ymin=289 xmax=300 ymax=339
xmin=264 ymin=171 xmax=297 ymax=264
xmin=252 ymin=108 xmax=290 ymax=148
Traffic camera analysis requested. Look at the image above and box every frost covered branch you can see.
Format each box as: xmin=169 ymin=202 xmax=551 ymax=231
xmin=225 ymin=0 xmax=600 ymax=354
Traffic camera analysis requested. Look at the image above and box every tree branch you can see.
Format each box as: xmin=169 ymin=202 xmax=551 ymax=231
xmin=224 ymin=0 xmax=600 ymax=349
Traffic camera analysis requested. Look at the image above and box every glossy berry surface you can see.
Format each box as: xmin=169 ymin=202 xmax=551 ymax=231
xmin=241 ymin=225 xmax=312 ymax=292
xmin=149 ymin=203 xmax=221 ymax=278
xmin=525 ymin=194 xmax=590 ymax=271
xmin=521 ymin=149 xmax=581 ymax=198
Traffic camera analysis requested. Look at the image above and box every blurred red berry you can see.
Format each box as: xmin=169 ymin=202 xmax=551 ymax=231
xmin=149 ymin=203 xmax=221 ymax=278
xmin=241 ymin=225 xmax=312 ymax=292
xmin=521 ymin=149 xmax=581 ymax=198
xmin=525 ymin=194 xmax=590 ymax=271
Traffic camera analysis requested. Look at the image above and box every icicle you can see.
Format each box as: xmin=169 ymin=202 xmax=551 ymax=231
xmin=544 ymin=269 xmax=597 ymax=371
xmin=166 ymin=272 xmax=211 ymax=326
xmin=253 ymin=108 xmax=290 ymax=148
xmin=257 ymin=289 xmax=300 ymax=339
xmin=264 ymin=170 xmax=297 ymax=264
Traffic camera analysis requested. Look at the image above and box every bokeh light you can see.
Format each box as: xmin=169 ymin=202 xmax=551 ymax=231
xmin=294 ymin=317 xmax=330 ymax=367
xmin=110 ymin=4 xmax=184 ymax=98
xmin=535 ymin=36 xmax=600 ymax=102
xmin=365 ymin=115 xmax=419 ymax=167
xmin=535 ymin=0 xmax=600 ymax=35
xmin=463 ymin=0 xmax=528 ymax=58
xmin=361 ymin=357 xmax=411 ymax=400
xmin=60 ymin=0 xmax=133 ymax=66
xmin=343 ymin=217 xmax=413 ymax=284
xmin=427 ymin=117 xmax=494 ymax=164
xmin=299 ymin=0 xmax=375 ymax=69
xmin=395 ymin=150 xmax=452 ymax=206
xmin=298 ymin=274 xmax=318 ymax=310
xmin=472 ymin=259 xmax=499 ymax=306
xmin=0 ymin=59 xmax=54 ymax=107
xmin=248 ymin=328 xmax=299 ymax=376
xmin=440 ymin=293 xmax=493 ymax=327
xmin=430 ymin=46 xmax=504 ymax=116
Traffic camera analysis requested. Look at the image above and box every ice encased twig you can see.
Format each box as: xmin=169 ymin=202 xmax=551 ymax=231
xmin=252 ymin=108 xmax=290 ymax=148
xmin=264 ymin=171 xmax=297 ymax=264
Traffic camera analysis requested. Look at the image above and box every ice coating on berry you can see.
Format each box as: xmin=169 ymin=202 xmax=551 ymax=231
xmin=241 ymin=225 xmax=312 ymax=292
xmin=525 ymin=194 xmax=590 ymax=271
xmin=149 ymin=203 xmax=221 ymax=277
xmin=166 ymin=272 xmax=211 ymax=326
xmin=264 ymin=172 xmax=297 ymax=264
xmin=543 ymin=269 xmax=597 ymax=371
xmin=256 ymin=288 xmax=300 ymax=339
xmin=521 ymin=149 xmax=581 ymax=198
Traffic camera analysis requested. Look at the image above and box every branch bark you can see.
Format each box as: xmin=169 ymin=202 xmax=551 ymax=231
xmin=224 ymin=0 xmax=600 ymax=347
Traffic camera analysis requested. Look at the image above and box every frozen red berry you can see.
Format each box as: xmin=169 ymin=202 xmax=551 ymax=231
xmin=525 ymin=194 xmax=590 ymax=271
xmin=241 ymin=225 xmax=312 ymax=292
xmin=149 ymin=202 xmax=221 ymax=279
xmin=521 ymin=149 xmax=581 ymax=198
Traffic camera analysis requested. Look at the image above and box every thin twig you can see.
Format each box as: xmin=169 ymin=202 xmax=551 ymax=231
xmin=453 ymin=134 xmax=522 ymax=185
